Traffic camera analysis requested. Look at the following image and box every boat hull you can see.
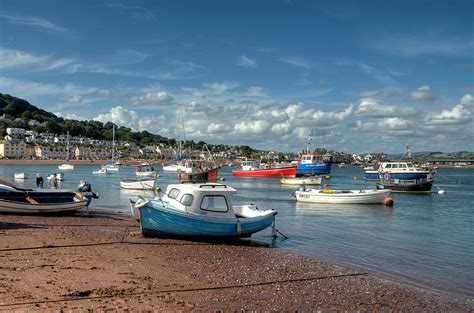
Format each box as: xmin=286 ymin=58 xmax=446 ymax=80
xmin=296 ymin=163 xmax=331 ymax=176
xmin=365 ymin=171 xmax=431 ymax=181
xmin=280 ymin=176 xmax=322 ymax=185
xmin=0 ymin=190 xmax=87 ymax=213
xmin=178 ymin=167 xmax=219 ymax=182
xmin=58 ymin=164 xmax=74 ymax=171
xmin=120 ymin=179 xmax=156 ymax=190
xmin=135 ymin=171 xmax=158 ymax=177
xmin=295 ymin=189 xmax=390 ymax=204
xmin=232 ymin=166 xmax=296 ymax=178
xmin=140 ymin=204 xmax=276 ymax=238
xmin=376 ymin=180 xmax=432 ymax=193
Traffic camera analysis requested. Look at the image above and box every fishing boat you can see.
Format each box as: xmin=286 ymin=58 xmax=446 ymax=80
xmin=365 ymin=161 xmax=434 ymax=181
xmin=135 ymin=163 xmax=158 ymax=177
xmin=178 ymin=165 xmax=219 ymax=182
xmin=120 ymin=177 xmax=156 ymax=190
xmin=92 ymin=168 xmax=108 ymax=175
xmin=0 ymin=179 xmax=88 ymax=214
xmin=376 ymin=177 xmax=433 ymax=193
xmin=280 ymin=175 xmax=322 ymax=185
xmin=296 ymin=153 xmax=332 ymax=176
xmin=295 ymin=187 xmax=391 ymax=204
xmin=135 ymin=182 xmax=277 ymax=238
xmin=232 ymin=159 xmax=296 ymax=177
xmin=14 ymin=173 xmax=28 ymax=179
xmin=58 ymin=131 xmax=74 ymax=171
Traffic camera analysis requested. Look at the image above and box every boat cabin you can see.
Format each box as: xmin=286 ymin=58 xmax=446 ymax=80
xmin=377 ymin=162 xmax=424 ymax=172
xmin=240 ymin=160 xmax=259 ymax=171
xmin=300 ymin=154 xmax=324 ymax=165
xmin=162 ymin=183 xmax=238 ymax=218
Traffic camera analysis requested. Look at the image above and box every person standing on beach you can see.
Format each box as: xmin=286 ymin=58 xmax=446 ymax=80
xmin=51 ymin=173 xmax=59 ymax=190
xmin=36 ymin=173 xmax=44 ymax=189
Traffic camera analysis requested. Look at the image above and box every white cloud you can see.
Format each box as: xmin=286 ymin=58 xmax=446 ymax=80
xmin=94 ymin=106 xmax=167 ymax=133
xmin=460 ymin=94 xmax=473 ymax=106
xmin=0 ymin=48 xmax=49 ymax=70
xmin=98 ymin=89 xmax=110 ymax=97
xmin=237 ymin=55 xmax=257 ymax=68
xmin=409 ymin=85 xmax=436 ymax=101
xmin=234 ymin=120 xmax=271 ymax=135
xmin=279 ymin=56 xmax=312 ymax=70
xmin=64 ymin=95 xmax=82 ymax=104
xmin=130 ymin=91 xmax=173 ymax=106
xmin=356 ymin=99 xmax=416 ymax=118
xmin=0 ymin=13 xmax=71 ymax=33
xmin=425 ymin=104 xmax=471 ymax=125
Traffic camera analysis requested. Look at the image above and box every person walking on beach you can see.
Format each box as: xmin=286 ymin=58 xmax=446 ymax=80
xmin=36 ymin=173 xmax=44 ymax=189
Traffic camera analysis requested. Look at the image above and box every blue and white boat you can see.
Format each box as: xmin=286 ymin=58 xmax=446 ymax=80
xmin=134 ymin=182 xmax=277 ymax=238
xmin=365 ymin=162 xmax=434 ymax=181
xmin=296 ymin=153 xmax=332 ymax=176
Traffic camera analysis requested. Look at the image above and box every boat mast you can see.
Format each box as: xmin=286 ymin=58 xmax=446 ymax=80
xmin=306 ymin=137 xmax=312 ymax=154
xmin=112 ymin=125 xmax=115 ymax=162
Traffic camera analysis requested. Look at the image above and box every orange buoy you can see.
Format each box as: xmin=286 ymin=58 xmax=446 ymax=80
xmin=384 ymin=197 xmax=394 ymax=206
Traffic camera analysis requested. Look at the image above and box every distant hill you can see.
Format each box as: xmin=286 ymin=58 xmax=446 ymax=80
xmin=0 ymin=93 xmax=255 ymax=155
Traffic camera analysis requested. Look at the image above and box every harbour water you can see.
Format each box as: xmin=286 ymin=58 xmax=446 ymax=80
xmin=1 ymin=164 xmax=473 ymax=298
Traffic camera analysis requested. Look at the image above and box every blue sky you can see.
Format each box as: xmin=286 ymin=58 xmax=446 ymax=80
xmin=0 ymin=0 xmax=473 ymax=153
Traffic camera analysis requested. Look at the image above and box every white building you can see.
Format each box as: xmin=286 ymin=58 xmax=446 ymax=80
xmin=6 ymin=128 xmax=26 ymax=137
xmin=0 ymin=139 xmax=27 ymax=158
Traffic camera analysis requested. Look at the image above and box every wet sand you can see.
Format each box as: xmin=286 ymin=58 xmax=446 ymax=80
xmin=0 ymin=210 xmax=472 ymax=311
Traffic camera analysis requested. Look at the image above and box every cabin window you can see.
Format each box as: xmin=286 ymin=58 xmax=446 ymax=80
xmin=385 ymin=164 xmax=392 ymax=169
xmin=407 ymin=163 xmax=414 ymax=168
xmin=180 ymin=194 xmax=194 ymax=206
xmin=200 ymin=195 xmax=229 ymax=213
xmin=392 ymin=164 xmax=399 ymax=168
xmin=401 ymin=164 xmax=407 ymax=168
xmin=168 ymin=188 xmax=180 ymax=199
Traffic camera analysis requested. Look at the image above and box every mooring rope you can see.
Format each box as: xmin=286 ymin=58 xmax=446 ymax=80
xmin=0 ymin=272 xmax=368 ymax=307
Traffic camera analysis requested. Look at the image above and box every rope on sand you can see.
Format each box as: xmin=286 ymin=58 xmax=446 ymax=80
xmin=0 ymin=272 xmax=368 ymax=308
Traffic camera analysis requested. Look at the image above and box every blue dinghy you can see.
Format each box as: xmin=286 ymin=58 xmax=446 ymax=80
xmin=134 ymin=183 xmax=277 ymax=238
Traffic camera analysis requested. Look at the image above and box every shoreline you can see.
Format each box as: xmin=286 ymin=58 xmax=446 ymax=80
xmin=0 ymin=209 xmax=472 ymax=310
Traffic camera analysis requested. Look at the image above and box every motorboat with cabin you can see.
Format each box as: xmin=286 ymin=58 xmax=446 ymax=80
xmin=135 ymin=163 xmax=159 ymax=177
xmin=232 ymin=159 xmax=296 ymax=177
xmin=133 ymin=182 xmax=277 ymax=238
xmin=364 ymin=161 xmax=434 ymax=181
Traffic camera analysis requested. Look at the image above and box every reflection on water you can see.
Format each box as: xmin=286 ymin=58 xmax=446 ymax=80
xmin=0 ymin=163 xmax=473 ymax=297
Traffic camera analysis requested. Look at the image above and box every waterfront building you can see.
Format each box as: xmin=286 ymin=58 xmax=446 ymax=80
xmin=0 ymin=139 xmax=27 ymax=158
xmin=34 ymin=145 xmax=69 ymax=159
xmin=74 ymin=146 xmax=111 ymax=160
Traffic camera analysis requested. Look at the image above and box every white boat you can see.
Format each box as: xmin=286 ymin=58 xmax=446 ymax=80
xmin=14 ymin=172 xmax=28 ymax=179
xmin=280 ymin=176 xmax=322 ymax=185
xmin=58 ymin=163 xmax=74 ymax=171
xmin=162 ymin=161 xmax=194 ymax=173
xmin=338 ymin=163 xmax=347 ymax=168
xmin=136 ymin=182 xmax=277 ymax=238
xmin=363 ymin=166 xmax=375 ymax=171
xmin=92 ymin=168 xmax=108 ymax=175
xmin=101 ymin=125 xmax=120 ymax=172
xmin=120 ymin=178 xmax=156 ymax=190
xmin=135 ymin=163 xmax=158 ymax=177
xmin=295 ymin=188 xmax=391 ymax=204
xmin=454 ymin=162 xmax=467 ymax=168
xmin=58 ymin=131 xmax=74 ymax=171
xmin=47 ymin=173 xmax=64 ymax=181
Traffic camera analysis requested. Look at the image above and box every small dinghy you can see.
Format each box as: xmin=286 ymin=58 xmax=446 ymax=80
xmin=120 ymin=177 xmax=156 ymax=190
xmin=280 ymin=175 xmax=322 ymax=185
xmin=14 ymin=173 xmax=28 ymax=180
xmin=135 ymin=182 xmax=277 ymax=238
xmin=92 ymin=168 xmax=108 ymax=175
xmin=295 ymin=187 xmax=391 ymax=204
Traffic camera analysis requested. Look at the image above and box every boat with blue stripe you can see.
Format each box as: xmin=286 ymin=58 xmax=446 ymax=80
xmin=133 ymin=182 xmax=277 ymax=238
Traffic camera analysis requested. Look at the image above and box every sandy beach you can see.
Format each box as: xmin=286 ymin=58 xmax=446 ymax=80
xmin=0 ymin=210 xmax=472 ymax=311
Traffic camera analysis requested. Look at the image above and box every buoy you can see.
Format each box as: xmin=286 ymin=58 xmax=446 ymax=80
xmin=384 ymin=197 xmax=394 ymax=206
xmin=353 ymin=176 xmax=358 ymax=180
xmin=325 ymin=175 xmax=330 ymax=179
xmin=438 ymin=190 xmax=446 ymax=195
xmin=219 ymin=176 xmax=225 ymax=181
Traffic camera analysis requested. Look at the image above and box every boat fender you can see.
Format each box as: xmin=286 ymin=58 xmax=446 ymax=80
xmin=325 ymin=175 xmax=330 ymax=179
xmin=384 ymin=197 xmax=394 ymax=206
xmin=236 ymin=219 xmax=242 ymax=235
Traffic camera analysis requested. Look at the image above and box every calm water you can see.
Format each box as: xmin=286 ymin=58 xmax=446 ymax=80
xmin=1 ymin=163 xmax=473 ymax=297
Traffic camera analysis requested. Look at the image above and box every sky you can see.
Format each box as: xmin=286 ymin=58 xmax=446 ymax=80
xmin=0 ymin=0 xmax=473 ymax=153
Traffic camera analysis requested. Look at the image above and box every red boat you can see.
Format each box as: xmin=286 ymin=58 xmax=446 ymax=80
xmin=232 ymin=160 xmax=296 ymax=177
xmin=178 ymin=166 xmax=219 ymax=182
